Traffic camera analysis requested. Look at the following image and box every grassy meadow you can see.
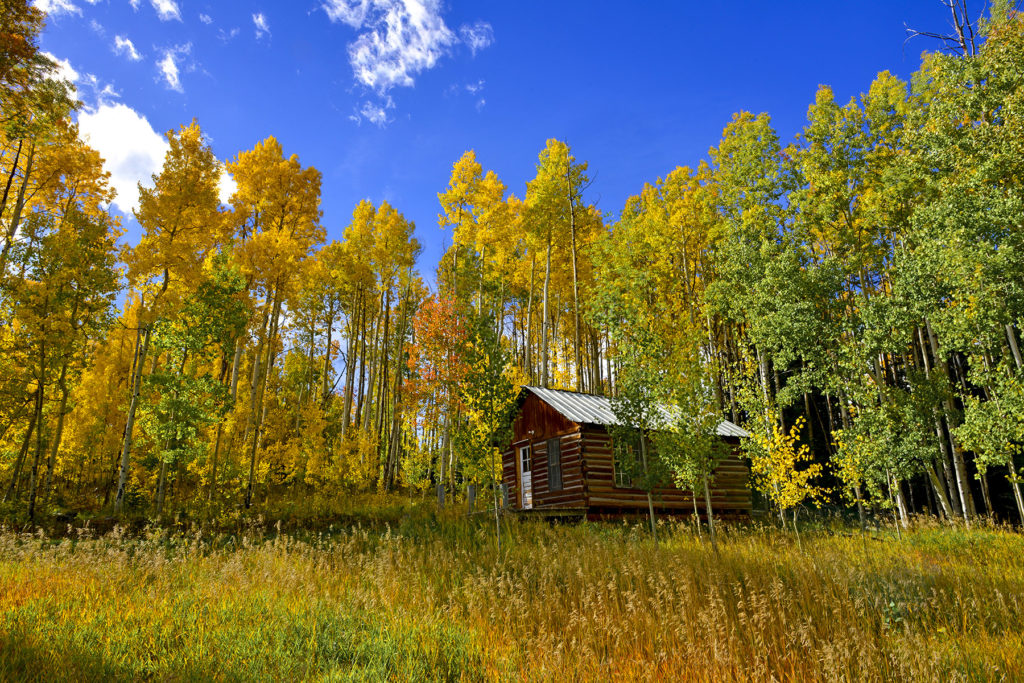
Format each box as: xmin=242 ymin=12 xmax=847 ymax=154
xmin=0 ymin=502 xmax=1021 ymax=682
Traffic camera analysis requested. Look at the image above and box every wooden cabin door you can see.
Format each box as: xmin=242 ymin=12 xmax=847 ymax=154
xmin=518 ymin=444 xmax=533 ymax=509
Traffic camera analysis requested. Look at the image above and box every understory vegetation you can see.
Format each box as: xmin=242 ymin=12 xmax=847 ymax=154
xmin=0 ymin=501 xmax=1021 ymax=682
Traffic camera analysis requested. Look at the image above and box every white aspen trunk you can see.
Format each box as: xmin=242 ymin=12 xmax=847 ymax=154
xmin=979 ymin=470 xmax=994 ymax=517
xmin=26 ymin=362 xmax=46 ymax=522
xmin=245 ymin=289 xmax=282 ymax=508
xmin=925 ymin=319 xmax=975 ymax=520
xmin=639 ymin=433 xmax=657 ymax=541
xmin=566 ymin=172 xmax=582 ymax=392
xmin=383 ymin=287 xmax=410 ymax=490
xmin=854 ymin=483 xmax=867 ymax=530
xmin=0 ymin=144 xmax=35 ymax=274
xmin=490 ymin=443 xmax=502 ymax=553
xmin=917 ymin=326 xmax=963 ymax=518
xmin=322 ymin=300 xmax=336 ymax=403
xmin=43 ymin=362 xmax=70 ymax=498
xmin=113 ymin=322 xmax=154 ymax=514
xmin=1006 ymin=323 xmax=1023 ymax=370
xmin=208 ymin=337 xmax=244 ymax=502
xmin=893 ymin=476 xmax=910 ymax=529
xmin=540 ymin=236 xmax=552 ymax=387
xmin=1006 ymin=457 xmax=1024 ymax=524
xmin=341 ymin=290 xmax=361 ymax=437
xmin=156 ymin=457 xmax=168 ymax=515
xmin=375 ymin=288 xmax=392 ymax=451
xmin=0 ymin=138 xmax=24 ymax=227
xmin=448 ymin=419 xmax=457 ymax=490
xmin=2 ymin=404 xmax=37 ymax=503
xmin=157 ymin=355 xmax=186 ymax=515
xmin=438 ymin=415 xmax=449 ymax=504
xmin=792 ymin=508 xmax=803 ymax=551
xmin=363 ymin=291 xmax=384 ymax=431
xmin=244 ymin=302 xmax=273 ymax=444
xmin=692 ymin=489 xmax=702 ymax=540
xmin=477 ymin=244 xmax=486 ymax=314
xmin=525 ymin=253 xmax=536 ymax=383
xmin=605 ymin=332 xmax=614 ymax=396
xmin=703 ymin=472 xmax=717 ymax=554
xmin=925 ymin=463 xmax=955 ymax=519
xmin=229 ymin=336 xmax=244 ymax=399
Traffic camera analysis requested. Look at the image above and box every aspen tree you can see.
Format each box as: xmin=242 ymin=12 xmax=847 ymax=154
xmin=227 ymin=137 xmax=322 ymax=508
xmin=114 ymin=122 xmax=223 ymax=514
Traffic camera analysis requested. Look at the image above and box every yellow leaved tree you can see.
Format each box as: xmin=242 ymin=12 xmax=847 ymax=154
xmin=750 ymin=413 xmax=826 ymax=540
xmin=113 ymin=120 xmax=224 ymax=514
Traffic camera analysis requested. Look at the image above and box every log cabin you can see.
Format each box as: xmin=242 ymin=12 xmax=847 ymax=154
xmin=502 ymin=386 xmax=753 ymax=517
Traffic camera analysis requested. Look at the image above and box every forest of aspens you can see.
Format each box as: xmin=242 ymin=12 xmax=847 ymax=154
xmin=2 ymin=0 xmax=1024 ymax=680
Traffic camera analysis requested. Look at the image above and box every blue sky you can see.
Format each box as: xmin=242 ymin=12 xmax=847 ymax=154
xmin=35 ymin=0 xmax=951 ymax=276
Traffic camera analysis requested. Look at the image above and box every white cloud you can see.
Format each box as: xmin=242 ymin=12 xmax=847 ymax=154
xmin=157 ymin=44 xmax=190 ymax=92
xmin=465 ymin=79 xmax=484 ymax=95
xmin=349 ymin=97 xmax=393 ymax=126
xmin=322 ymin=1 xmax=493 ymax=126
xmin=475 ymin=98 xmax=485 ymax=111
xmin=359 ymin=101 xmax=388 ymax=126
xmin=41 ymin=51 xmax=79 ymax=83
xmin=199 ymin=13 xmax=213 ymax=24
xmin=218 ymin=27 xmax=240 ymax=41
xmin=96 ymin=83 xmax=119 ymax=101
xmin=158 ymin=52 xmax=180 ymax=91
xmin=219 ymin=168 xmax=236 ymax=206
xmin=149 ymin=0 xmax=180 ymax=21
xmin=459 ymin=21 xmax=493 ymax=56
xmin=77 ymin=102 xmax=169 ymax=215
xmin=33 ymin=0 xmax=81 ymax=16
xmin=42 ymin=52 xmax=125 ymax=107
xmin=129 ymin=0 xmax=140 ymax=9
xmin=113 ymin=35 xmax=142 ymax=61
xmin=252 ymin=12 xmax=270 ymax=39
xmin=76 ymin=73 xmax=120 ymax=106
xmin=322 ymin=0 xmax=371 ymax=26
xmin=322 ymin=0 xmax=456 ymax=93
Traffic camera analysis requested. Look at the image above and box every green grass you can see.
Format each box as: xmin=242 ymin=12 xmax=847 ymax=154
xmin=0 ymin=506 xmax=1021 ymax=681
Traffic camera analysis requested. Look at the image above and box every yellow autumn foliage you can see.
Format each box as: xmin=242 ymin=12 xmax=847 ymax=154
xmin=750 ymin=414 xmax=826 ymax=512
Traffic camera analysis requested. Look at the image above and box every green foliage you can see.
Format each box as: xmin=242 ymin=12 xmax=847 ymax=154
xmin=956 ymin=359 xmax=1024 ymax=477
xmin=140 ymin=256 xmax=246 ymax=481
xmin=456 ymin=310 xmax=518 ymax=485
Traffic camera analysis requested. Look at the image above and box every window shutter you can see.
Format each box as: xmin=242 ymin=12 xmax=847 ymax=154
xmin=547 ymin=438 xmax=562 ymax=492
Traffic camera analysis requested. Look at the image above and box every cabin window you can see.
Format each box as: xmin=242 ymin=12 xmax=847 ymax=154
xmin=518 ymin=444 xmax=533 ymax=510
xmin=613 ymin=438 xmax=637 ymax=488
xmin=612 ymin=431 xmax=652 ymax=489
xmin=547 ymin=437 xmax=562 ymax=492
xmin=519 ymin=444 xmax=532 ymax=473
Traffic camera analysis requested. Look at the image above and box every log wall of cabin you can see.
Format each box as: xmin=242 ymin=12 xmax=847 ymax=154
xmin=501 ymin=393 xmax=753 ymax=515
xmin=580 ymin=425 xmax=752 ymax=516
xmin=502 ymin=393 xmax=586 ymax=510
xmin=502 ymin=433 xmax=587 ymax=510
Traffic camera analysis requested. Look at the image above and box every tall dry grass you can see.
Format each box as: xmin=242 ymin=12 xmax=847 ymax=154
xmin=0 ymin=510 xmax=1020 ymax=681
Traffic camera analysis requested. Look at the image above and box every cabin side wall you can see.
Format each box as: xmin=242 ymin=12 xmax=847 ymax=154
xmin=581 ymin=424 xmax=752 ymax=516
xmin=502 ymin=394 xmax=586 ymax=510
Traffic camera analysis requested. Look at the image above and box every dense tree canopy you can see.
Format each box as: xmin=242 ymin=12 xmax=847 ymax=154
xmin=2 ymin=0 xmax=1023 ymax=526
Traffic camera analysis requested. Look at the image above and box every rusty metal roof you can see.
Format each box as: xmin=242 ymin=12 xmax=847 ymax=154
xmin=522 ymin=386 xmax=750 ymax=438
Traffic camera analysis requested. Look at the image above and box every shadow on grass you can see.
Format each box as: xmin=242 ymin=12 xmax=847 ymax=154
xmin=0 ymin=609 xmax=506 ymax=682
xmin=0 ymin=634 xmax=123 ymax=683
